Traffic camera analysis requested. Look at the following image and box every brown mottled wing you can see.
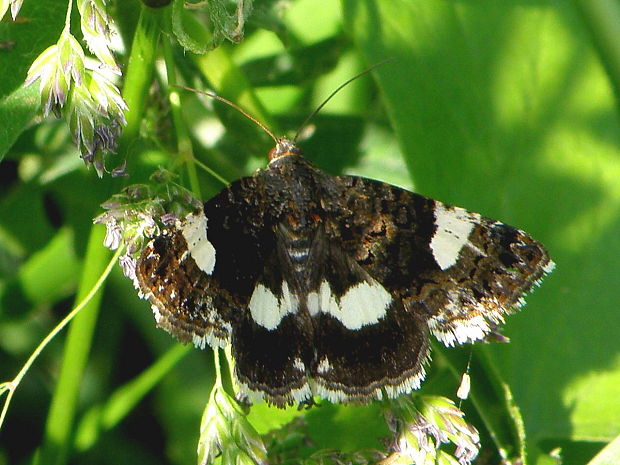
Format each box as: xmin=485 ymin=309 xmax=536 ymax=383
xmin=135 ymin=176 xmax=266 ymax=349
xmin=136 ymin=175 xmax=314 ymax=406
xmin=327 ymin=175 xmax=554 ymax=347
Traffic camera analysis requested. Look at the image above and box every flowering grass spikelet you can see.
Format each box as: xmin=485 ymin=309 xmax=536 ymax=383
xmin=382 ymin=395 xmax=480 ymax=465
xmin=24 ymin=0 xmax=127 ymax=176
xmin=198 ymin=385 xmax=268 ymax=465
xmin=0 ymin=0 xmax=24 ymax=21
xmin=26 ymin=32 xmax=86 ymax=118
xmin=94 ymin=170 xmax=203 ymax=285
xmin=77 ymin=0 xmax=119 ymax=72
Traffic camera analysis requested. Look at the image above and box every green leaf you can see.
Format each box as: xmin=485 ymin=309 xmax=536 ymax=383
xmin=343 ymin=0 xmax=620 ymax=457
xmin=0 ymin=0 xmax=66 ymax=97
xmin=0 ymin=85 xmax=40 ymax=161
xmin=14 ymin=227 xmax=80 ymax=308
xmin=171 ymin=0 xmax=212 ymax=54
xmin=246 ymin=403 xmax=303 ymax=435
xmin=305 ymin=402 xmax=387 ymax=452
xmin=171 ymin=0 xmax=253 ymax=54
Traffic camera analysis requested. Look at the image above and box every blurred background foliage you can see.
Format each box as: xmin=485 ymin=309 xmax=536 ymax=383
xmin=0 ymin=0 xmax=619 ymax=464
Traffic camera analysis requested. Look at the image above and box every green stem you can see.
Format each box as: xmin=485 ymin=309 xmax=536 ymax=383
xmin=74 ymin=343 xmax=191 ymax=452
xmin=213 ymin=348 xmax=223 ymax=389
xmin=163 ymin=39 xmax=202 ymax=197
xmin=224 ymin=344 xmax=237 ymax=393
xmin=119 ymin=5 xmax=163 ymax=156
xmin=64 ymin=0 xmax=73 ymax=31
xmin=193 ymin=158 xmax=229 ymax=186
xmin=35 ymin=226 xmax=112 ymax=465
xmin=0 ymin=246 xmax=121 ymax=433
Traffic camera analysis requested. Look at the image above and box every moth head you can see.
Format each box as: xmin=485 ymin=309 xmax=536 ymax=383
xmin=268 ymin=138 xmax=303 ymax=162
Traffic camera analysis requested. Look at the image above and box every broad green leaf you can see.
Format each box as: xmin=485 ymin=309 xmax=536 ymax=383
xmin=171 ymin=0 xmax=253 ymax=54
xmin=14 ymin=227 xmax=80 ymax=309
xmin=343 ymin=0 xmax=620 ymax=457
xmin=0 ymin=85 xmax=39 ymax=162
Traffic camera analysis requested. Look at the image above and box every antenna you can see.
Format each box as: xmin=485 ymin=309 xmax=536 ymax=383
xmin=170 ymin=84 xmax=279 ymax=144
xmin=172 ymin=58 xmax=393 ymax=146
xmin=293 ymin=58 xmax=394 ymax=142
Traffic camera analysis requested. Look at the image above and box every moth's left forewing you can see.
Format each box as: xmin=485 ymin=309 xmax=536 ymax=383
xmin=416 ymin=202 xmax=554 ymax=347
xmin=334 ymin=176 xmax=554 ymax=348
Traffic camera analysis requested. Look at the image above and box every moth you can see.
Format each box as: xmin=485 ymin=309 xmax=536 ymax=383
xmin=135 ymin=133 xmax=553 ymax=407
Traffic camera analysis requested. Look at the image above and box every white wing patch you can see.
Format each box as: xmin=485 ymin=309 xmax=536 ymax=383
xmin=307 ymin=279 xmax=392 ymax=330
xmin=249 ymin=282 xmax=298 ymax=330
xmin=293 ymin=358 xmax=306 ymax=372
xmin=430 ymin=203 xmax=480 ymax=270
xmin=181 ymin=211 xmax=216 ymax=274
xmin=316 ymin=357 xmax=332 ymax=374
xmin=307 ymin=281 xmax=338 ymax=318
xmin=236 ymin=378 xmax=312 ymax=406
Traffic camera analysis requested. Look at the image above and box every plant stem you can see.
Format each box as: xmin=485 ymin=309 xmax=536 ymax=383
xmin=34 ymin=227 xmax=114 ymax=465
xmin=64 ymin=0 xmax=73 ymax=31
xmin=163 ymin=39 xmax=202 ymax=197
xmin=0 ymin=246 xmax=121 ymax=433
xmin=119 ymin=5 xmax=163 ymax=156
xmin=213 ymin=348 xmax=223 ymax=389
